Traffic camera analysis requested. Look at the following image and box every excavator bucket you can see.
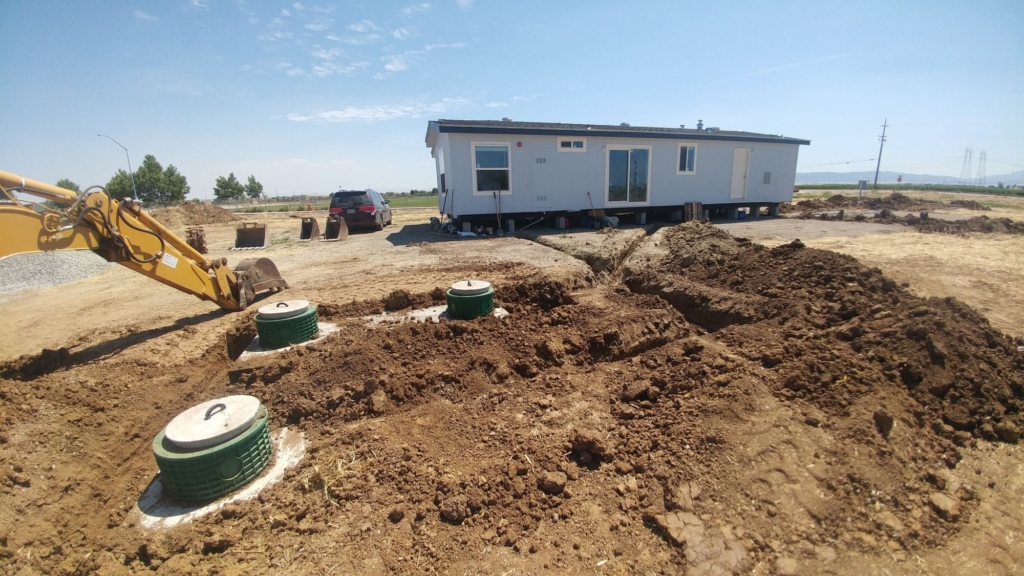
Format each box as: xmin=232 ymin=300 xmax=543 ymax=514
xmin=324 ymin=214 xmax=349 ymax=241
xmin=299 ymin=217 xmax=320 ymax=241
xmin=235 ymin=222 xmax=269 ymax=249
xmin=186 ymin=226 xmax=208 ymax=254
xmin=233 ymin=257 xmax=289 ymax=308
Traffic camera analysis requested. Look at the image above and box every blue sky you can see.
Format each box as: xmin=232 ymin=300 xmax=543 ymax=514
xmin=1 ymin=0 xmax=1021 ymax=198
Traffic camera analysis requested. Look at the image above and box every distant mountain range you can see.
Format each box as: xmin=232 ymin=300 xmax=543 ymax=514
xmin=796 ymin=169 xmax=1024 ymax=186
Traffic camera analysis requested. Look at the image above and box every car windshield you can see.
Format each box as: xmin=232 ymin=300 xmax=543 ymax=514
xmin=331 ymin=192 xmax=371 ymax=208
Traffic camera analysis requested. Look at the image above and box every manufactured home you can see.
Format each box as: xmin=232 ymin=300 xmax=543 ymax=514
xmin=425 ymin=119 xmax=810 ymax=227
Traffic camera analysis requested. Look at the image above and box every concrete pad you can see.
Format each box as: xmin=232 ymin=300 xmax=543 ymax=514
xmin=131 ymin=427 xmax=306 ymax=530
xmin=364 ymin=305 xmax=508 ymax=326
xmin=237 ymin=321 xmax=340 ymax=361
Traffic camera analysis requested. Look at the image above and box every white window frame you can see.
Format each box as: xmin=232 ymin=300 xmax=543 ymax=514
xmin=557 ymin=137 xmax=587 ymax=152
xmin=471 ymin=142 xmax=512 ymax=196
xmin=604 ymin=145 xmax=652 ymax=206
xmin=676 ymin=142 xmax=698 ymax=175
xmin=436 ymin=147 xmax=446 ymax=193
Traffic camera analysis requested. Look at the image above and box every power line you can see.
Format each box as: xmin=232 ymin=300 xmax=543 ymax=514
xmin=988 ymin=158 xmax=1024 ymax=169
xmin=798 ymin=158 xmax=875 ymax=168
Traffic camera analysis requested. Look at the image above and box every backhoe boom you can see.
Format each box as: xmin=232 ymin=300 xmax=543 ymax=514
xmin=0 ymin=170 xmax=287 ymax=311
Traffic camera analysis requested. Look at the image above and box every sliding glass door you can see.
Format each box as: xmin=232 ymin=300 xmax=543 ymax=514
xmin=606 ymin=147 xmax=650 ymax=204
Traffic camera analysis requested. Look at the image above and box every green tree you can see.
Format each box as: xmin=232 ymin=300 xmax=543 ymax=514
xmin=104 ymin=154 xmax=190 ymax=205
xmin=55 ymin=178 xmax=81 ymax=193
xmin=213 ymin=172 xmax=245 ymax=200
xmin=244 ymin=175 xmax=264 ymax=200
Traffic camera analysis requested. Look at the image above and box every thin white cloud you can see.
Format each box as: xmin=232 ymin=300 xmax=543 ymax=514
xmin=485 ymin=101 xmax=507 ymax=108
xmin=287 ymin=97 xmax=468 ymax=123
xmin=248 ymin=16 xmax=260 ymax=24
xmin=310 ymin=61 xmax=370 ymax=78
xmin=191 ymin=0 xmax=209 ymax=9
xmin=376 ymin=42 xmax=465 ymax=75
xmin=697 ymin=54 xmax=849 ymax=89
xmin=392 ymin=27 xmax=417 ymax=40
xmin=339 ymin=34 xmax=381 ymax=45
xmin=311 ymin=47 xmax=344 ymax=60
xmin=424 ymin=42 xmax=465 ymax=51
xmin=258 ymin=30 xmax=294 ymax=42
xmin=400 ymin=3 xmax=431 ymax=16
xmin=348 ymin=20 xmax=379 ymax=32
xmin=293 ymin=2 xmax=305 ymax=10
xmin=286 ymin=68 xmax=305 ymax=76
xmin=383 ymin=55 xmax=410 ymax=72
xmin=282 ymin=8 xmax=292 ymax=17
xmin=134 ymin=10 xmax=157 ymax=20
xmin=455 ymin=0 xmax=473 ymax=7
xmin=305 ymin=23 xmax=329 ymax=31
xmin=326 ymin=34 xmax=342 ymax=41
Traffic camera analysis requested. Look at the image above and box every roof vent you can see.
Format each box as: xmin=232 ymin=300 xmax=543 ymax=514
xmin=709 ymin=127 xmax=720 ymax=132
xmin=501 ymin=117 xmax=513 ymax=122
xmin=620 ymin=122 xmax=630 ymax=127
xmin=680 ymin=124 xmax=685 ymax=129
xmin=696 ymin=119 xmax=704 ymax=130
xmin=705 ymin=128 xmax=713 ymax=133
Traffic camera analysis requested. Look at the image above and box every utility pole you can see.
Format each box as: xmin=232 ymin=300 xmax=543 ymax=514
xmin=872 ymin=119 xmax=888 ymax=190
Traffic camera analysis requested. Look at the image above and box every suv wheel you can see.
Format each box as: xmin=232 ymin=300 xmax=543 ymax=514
xmin=375 ymin=215 xmax=384 ymax=231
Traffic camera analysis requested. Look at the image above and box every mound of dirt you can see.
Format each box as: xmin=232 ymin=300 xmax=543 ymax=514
xmin=2 ymin=229 xmax=1023 ymax=574
xmin=785 ymin=192 xmax=992 ymax=216
xmin=149 ymin=203 xmax=238 ymax=228
xmin=798 ymin=210 xmax=1024 ymax=236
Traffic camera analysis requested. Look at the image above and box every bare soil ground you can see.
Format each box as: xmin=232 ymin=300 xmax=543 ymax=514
xmin=2 ymin=209 xmax=1023 ymax=575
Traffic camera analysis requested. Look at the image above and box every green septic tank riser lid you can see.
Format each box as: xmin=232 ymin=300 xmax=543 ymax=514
xmin=446 ymin=280 xmax=494 ymax=320
xmin=254 ymin=300 xmax=318 ymax=348
xmin=153 ymin=395 xmax=273 ymax=502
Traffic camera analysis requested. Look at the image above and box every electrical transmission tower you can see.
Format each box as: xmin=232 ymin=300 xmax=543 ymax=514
xmin=975 ymin=151 xmax=987 ymax=186
xmin=958 ymin=148 xmax=973 ymax=185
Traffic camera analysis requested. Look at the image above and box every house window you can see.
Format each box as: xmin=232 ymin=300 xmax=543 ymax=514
xmin=557 ymin=138 xmax=586 ymax=152
xmin=677 ymin=143 xmax=697 ymax=174
xmin=472 ymin=142 xmax=511 ymax=195
xmin=763 ymin=171 xmax=772 ymax=185
xmin=606 ymin=146 xmax=650 ymax=204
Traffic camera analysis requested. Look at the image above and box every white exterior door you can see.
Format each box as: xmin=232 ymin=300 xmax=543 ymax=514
xmin=730 ymin=149 xmax=750 ymax=199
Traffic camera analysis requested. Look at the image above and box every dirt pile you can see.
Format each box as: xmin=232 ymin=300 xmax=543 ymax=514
xmin=2 ymin=226 xmax=1023 ymax=574
xmin=798 ymin=210 xmax=1024 ymax=235
xmin=782 ymin=192 xmax=990 ymax=215
xmin=149 ymin=203 xmax=238 ymax=228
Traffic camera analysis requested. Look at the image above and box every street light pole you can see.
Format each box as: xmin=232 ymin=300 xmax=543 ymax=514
xmin=97 ymin=133 xmax=138 ymax=201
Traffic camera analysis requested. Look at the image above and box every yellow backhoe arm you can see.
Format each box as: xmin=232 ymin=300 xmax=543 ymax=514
xmin=0 ymin=170 xmax=287 ymax=311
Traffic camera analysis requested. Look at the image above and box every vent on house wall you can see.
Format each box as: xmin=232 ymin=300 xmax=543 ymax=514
xmin=763 ymin=172 xmax=772 ymax=185
xmin=535 ymin=157 xmax=547 ymax=164
xmin=536 ymin=195 xmax=547 ymax=202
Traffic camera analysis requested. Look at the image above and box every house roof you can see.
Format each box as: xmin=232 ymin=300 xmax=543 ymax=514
xmin=426 ymin=119 xmax=810 ymax=146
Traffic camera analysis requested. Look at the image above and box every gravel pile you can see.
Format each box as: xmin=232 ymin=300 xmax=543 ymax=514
xmin=0 ymin=251 xmax=114 ymax=302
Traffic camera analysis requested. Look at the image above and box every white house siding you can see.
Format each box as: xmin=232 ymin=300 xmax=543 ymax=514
xmin=428 ymin=125 xmax=804 ymax=218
